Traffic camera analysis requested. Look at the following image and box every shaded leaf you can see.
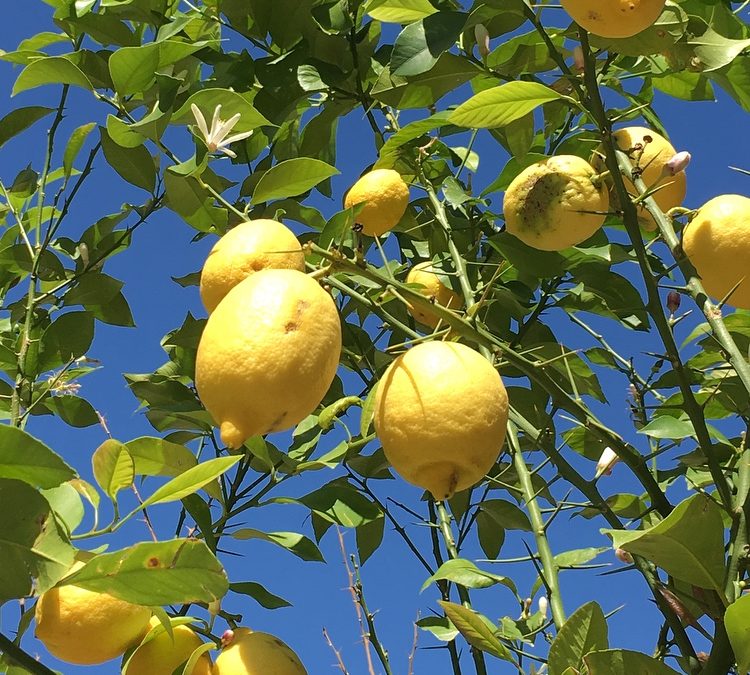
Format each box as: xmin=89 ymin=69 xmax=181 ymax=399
xmin=0 ymin=426 xmax=75 ymax=489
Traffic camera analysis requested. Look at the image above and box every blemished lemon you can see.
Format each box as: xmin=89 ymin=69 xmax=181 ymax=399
xmin=34 ymin=563 xmax=151 ymax=665
xmin=214 ymin=628 xmax=307 ymax=675
xmin=195 ymin=268 xmax=342 ymax=449
xmin=682 ymin=195 xmax=750 ymax=309
xmin=373 ymin=341 xmax=509 ymax=500
xmin=200 ymin=219 xmax=305 ymax=313
xmin=592 ymin=126 xmax=686 ymax=231
xmin=126 ymin=617 xmax=213 ymax=675
xmin=406 ymin=262 xmax=462 ymax=328
xmin=344 ymin=168 xmax=410 ymax=236
xmin=503 ymin=155 xmax=609 ymax=251
xmin=561 ymin=0 xmax=666 ymax=38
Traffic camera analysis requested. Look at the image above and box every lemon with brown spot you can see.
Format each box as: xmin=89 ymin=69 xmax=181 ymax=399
xmin=683 ymin=195 xmax=750 ymax=309
xmin=503 ymin=155 xmax=609 ymax=251
xmin=126 ymin=617 xmax=213 ymax=675
xmin=373 ymin=341 xmax=509 ymax=500
xmin=561 ymin=0 xmax=666 ymax=38
xmin=344 ymin=168 xmax=409 ymax=236
xmin=35 ymin=563 xmax=151 ymax=665
xmin=214 ymin=628 xmax=307 ymax=675
xmin=406 ymin=262 xmax=462 ymax=328
xmin=195 ymin=268 xmax=342 ymax=449
xmin=592 ymin=126 xmax=687 ymax=231
xmin=200 ymin=219 xmax=305 ymax=313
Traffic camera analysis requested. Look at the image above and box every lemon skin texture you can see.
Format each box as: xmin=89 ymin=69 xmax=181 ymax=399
xmin=503 ymin=155 xmax=609 ymax=251
xmin=126 ymin=617 xmax=213 ymax=675
xmin=561 ymin=0 xmax=666 ymax=38
xmin=200 ymin=219 xmax=305 ymax=314
xmin=214 ymin=628 xmax=307 ymax=675
xmin=406 ymin=263 xmax=462 ymax=328
xmin=344 ymin=169 xmax=410 ymax=237
xmin=35 ymin=572 xmax=151 ymax=665
xmin=683 ymin=195 xmax=750 ymax=309
xmin=593 ymin=126 xmax=686 ymax=231
xmin=195 ymin=268 xmax=342 ymax=449
xmin=373 ymin=341 xmax=509 ymax=500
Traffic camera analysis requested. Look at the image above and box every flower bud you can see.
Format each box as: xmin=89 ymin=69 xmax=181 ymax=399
xmin=595 ymin=447 xmax=619 ymax=478
xmin=221 ymin=629 xmax=235 ymax=648
xmin=474 ymin=24 xmax=490 ymax=58
xmin=615 ymin=548 xmax=634 ymax=564
xmin=538 ymin=596 xmax=549 ymax=619
xmin=573 ymin=46 xmax=585 ymax=72
xmin=667 ymin=291 xmax=681 ymax=314
xmin=662 ymin=151 xmax=691 ymax=176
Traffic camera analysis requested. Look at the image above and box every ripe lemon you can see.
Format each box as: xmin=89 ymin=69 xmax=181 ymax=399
xmin=373 ymin=341 xmax=509 ymax=500
xmin=406 ymin=262 xmax=462 ymax=328
xmin=126 ymin=617 xmax=212 ymax=675
xmin=195 ymin=268 xmax=342 ymax=449
xmin=35 ymin=563 xmax=151 ymax=665
xmin=561 ymin=0 xmax=666 ymax=38
xmin=214 ymin=628 xmax=307 ymax=675
xmin=503 ymin=155 xmax=609 ymax=251
xmin=344 ymin=168 xmax=410 ymax=236
xmin=682 ymin=195 xmax=750 ymax=309
xmin=200 ymin=219 xmax=305 ymax=314
xmin=592 ymin=126 xmax=686 ymax=231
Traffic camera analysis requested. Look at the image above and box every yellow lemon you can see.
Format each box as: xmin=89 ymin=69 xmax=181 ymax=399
xmin=200 ymin=219 xmax=305 ymax=314
xmin=344 ymin=168 xmax=409 ymax=236
xmin=195 ymin=268 xmax=342 ymax=449
xmin=35 ymin=564 xmax=151 ymax=665
xmin=561 ymin=0 xmax=666 ymax=38
xmin=503 ymin=155 xmax=609 ymax=251
xmin=373 ymin=341 xmax=509 ymax=500
xmin=126 ymin=617 xmax=213 ymax=675
xmin=682 ymin=195 xmax=750 ymax=309
xmin=214 ymin=628 xmax=307 ymax=675
xmin=593 ymin=126 xmax=686 ymax=231
xmin=406 ymin=262 xmax=462 ymax=328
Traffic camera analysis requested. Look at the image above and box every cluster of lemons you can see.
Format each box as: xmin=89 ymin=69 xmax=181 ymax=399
xmin=34 ymin=564 xmax=306 ymax=673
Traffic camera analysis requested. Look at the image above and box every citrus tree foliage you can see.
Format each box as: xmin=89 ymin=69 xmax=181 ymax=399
xmin=1 ymin=0 xmax=750 ymax=674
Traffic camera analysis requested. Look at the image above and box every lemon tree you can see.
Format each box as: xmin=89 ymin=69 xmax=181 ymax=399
xmin=0 ymin=1 xmax=750 ymax=675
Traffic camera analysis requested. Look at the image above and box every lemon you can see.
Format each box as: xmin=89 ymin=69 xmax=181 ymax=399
xmin=682 ymin=195 xmax=750 ymax=309
xmin=200 ymin=219 xmax=305 ymax=314
xmin=406 ymin=262 xmax=462 ymax=329
xmin=214 ymin=628 xmax=307 ymax=675
xmin=373 ymin=341 xmax=509 ymax=500
xmin=344 ymin=168 xmax=410 ymax=237
xmin=126 ymin=617 xmax=212 ymax=675
xmin=593 ymin=126 xmax=686 ymax=231
xmin=561 ymin=0 xmax=666 ymax=38
xmin=195 ymin=268 xmax=342 ymax=449
xmin=35 ymin=563 xmax=151 ymax=665
xmin=503 ymin=155 xmax=609 ymax=251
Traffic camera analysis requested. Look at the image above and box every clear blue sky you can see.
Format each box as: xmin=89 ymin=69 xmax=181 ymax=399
xmin=1 ymin=3 xmax=749 ymax=673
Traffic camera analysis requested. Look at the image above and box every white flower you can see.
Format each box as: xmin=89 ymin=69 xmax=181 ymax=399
xmin=662 ymin=151 xmax=691 ymax=176
xmin=474 ymin=24 xmax=490 ymax=58
xmin=190 ymin=104 xmax=254 ymax=159
xmin=595 ymin=447 xmax=619 ymax=478
xmin=538 ymin=596 xmax=549 ymax=619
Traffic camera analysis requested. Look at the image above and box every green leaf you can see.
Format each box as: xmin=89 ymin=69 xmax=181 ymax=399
xmin=164 ymin=170 xmax=227 ymax=233
xmin=42 ymin=394 xmax=100 ymax=428
xmin=63 ymin=122 xmax=97 ymax=179
xmin=450 ymin=81 xmax=563 ymax=129
xmin=230 ymin=581 xmax=292 ymax=609
xmin=390 ymin=12 xmax=466 ymax=77
xmin=375 ymin=110 xmax=452 ymax=168
xmin=548 ymin=602 xmax=609 ymax=675
xmin=99 ymin=126 xmax=156 ymax=192
xmin=140 ymin=455 xmax=241 ymax=507
xmin=689 ymin=27 xmax=750 ymax=73
xmin=0 ymin=426 xmax=75 ymax=488
xmin=365 ymin=0 xmax=438 ymax=23
xmin=638 ymin=416 xmax=695 ymax=439
xmin=437 ymin=600 xmax=513 ymax=661
xmin=231 ymin=529 xmax=325 ymax=562
xmin=725 ymin=594 xmax=750 ymax=674
xmin=42 ymin=481 xmax=85 ymax=536
xmin=12 ymin=56 xmax=93 ymax=95
xmin=124 ymin=436 xmax=199 ymax=478
xmin=63 ymin=539 xmax=228 ymax=605
xmin=91 ymin=439 xmax=134 ymax=500
xmin=479 ymin=499 xmax=532 ymax=531
xmin=423 ymin=559 xmax=517 ymax=595
xmin=38 ymin=311 xmax=95 ymax=372
xmin=606 ymin=494 xmax=726 ymax=593
xmin=0 ymin=106 xmax=54 ymax=149
xmin=252 ymin=158 xmax=339 ymax=203
xmin=584 ymin=649 xmax=680 ymax=674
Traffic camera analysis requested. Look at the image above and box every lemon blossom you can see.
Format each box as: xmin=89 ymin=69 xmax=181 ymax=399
xmin=190 ymin=104 xmax=253 ymax=158
xmin=595 ymin=447 xmax=619 ymax=478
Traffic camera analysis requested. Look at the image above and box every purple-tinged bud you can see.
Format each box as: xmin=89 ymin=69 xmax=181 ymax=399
xmin=474 ymin=24 xmax=490 ymax=58
xmin=595 ymin=447 xmax=619 ymax=478
xmin=615 ymin=548 xmax=634 ymax=564
xmin=221 ymin=629 xmax=235 ymax=648
xmin=667 ymin=291 xmax=681 ymax=314
xmin=573 ymin=46 xmax=585 ymax=72
xmin=662 ymin=151 xmax=691 ymax=177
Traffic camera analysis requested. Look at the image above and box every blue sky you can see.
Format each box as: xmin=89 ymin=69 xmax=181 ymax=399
xmin=1 ymin=2 xmax=750 ymax=673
